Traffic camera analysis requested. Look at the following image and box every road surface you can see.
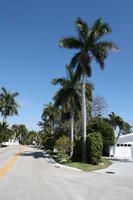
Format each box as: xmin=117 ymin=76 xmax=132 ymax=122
xmin=0 ymin=145 xmax=133 ymax=200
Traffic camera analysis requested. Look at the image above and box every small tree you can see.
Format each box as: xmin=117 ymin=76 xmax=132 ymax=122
xmin=87 ymin=118 xmax=115 ymax=156
xmin=87 ymin=132 xmax=103 ymax=165
xmin=55 ymin=136 xmax=71 ymax=155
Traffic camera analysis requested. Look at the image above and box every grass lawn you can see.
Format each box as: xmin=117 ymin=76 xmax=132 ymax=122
xmin=64 ymin=158 xmax=111 ymax=172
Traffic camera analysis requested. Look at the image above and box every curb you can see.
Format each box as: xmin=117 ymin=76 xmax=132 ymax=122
xmin=41 ymin=150 xmax=82 ymax=172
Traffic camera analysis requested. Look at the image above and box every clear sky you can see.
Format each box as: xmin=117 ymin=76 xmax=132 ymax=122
xmin=0 ymin=0 xmax=133 ymax=130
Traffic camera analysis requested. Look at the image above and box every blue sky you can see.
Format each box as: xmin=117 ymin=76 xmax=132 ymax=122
xmin=0 ymin=0 xmax=133 ymax=130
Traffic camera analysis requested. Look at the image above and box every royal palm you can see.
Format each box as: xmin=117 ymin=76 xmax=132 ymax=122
xmin=59 ymin=17 xmax=118 ymax=161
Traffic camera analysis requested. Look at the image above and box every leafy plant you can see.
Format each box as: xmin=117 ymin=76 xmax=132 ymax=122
xmin=86 ymin=132 xmax=103 ymax=165
xmin=55 ymin=136 xmax=71 ymax=154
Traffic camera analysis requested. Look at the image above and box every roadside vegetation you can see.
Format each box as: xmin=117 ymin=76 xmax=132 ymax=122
xmin=37 ymin=17 xmax=132 ymax=170
xmin=65 ymin=158 xmax=112 ymax=172
xmin=0 ymin=17 xmax=132 ymax=171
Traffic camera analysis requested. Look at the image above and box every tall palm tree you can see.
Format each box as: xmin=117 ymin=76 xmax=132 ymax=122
xmin=0 ymin=87 xmax=19 ymax=122
xmin=52 ymin=65 xmax=93 ymax=157
xmin=59 ymin=17 xmax=118 ymax=162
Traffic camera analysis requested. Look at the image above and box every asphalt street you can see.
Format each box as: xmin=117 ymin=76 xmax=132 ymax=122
xmin=0 ymin=145 xmax=133 ymax=200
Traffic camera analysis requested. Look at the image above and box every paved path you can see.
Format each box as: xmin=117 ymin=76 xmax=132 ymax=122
xmin=0 ymin=146 xmax=133 ymax=200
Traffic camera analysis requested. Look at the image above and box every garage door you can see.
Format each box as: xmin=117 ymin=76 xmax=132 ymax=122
xmin=115 ymin=146 xmax=131 ymax=158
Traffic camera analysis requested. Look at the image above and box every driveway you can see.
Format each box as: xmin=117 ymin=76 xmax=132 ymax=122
xmin=95 ymin=158 xmax=133 ymax=177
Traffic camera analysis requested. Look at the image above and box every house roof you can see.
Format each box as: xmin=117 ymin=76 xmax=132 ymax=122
xmin=116 ymin=133 xmax=133 ymax=144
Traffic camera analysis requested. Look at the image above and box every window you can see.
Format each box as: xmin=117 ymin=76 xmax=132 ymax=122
xmin=124 ymin=144 xmax=127 ymax=147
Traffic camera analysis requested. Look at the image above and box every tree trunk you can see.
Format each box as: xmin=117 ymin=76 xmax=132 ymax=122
xmin=82 ymin=69 xmax=87 ymax=162
xmin=70 ymin=107 xmax=74 ymax=158
xmin=3 ymin=115 xmax=7 ymax=123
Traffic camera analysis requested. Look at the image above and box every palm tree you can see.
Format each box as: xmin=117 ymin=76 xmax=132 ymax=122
xmin=0 ymin=87 xmax=19 ymax=122
xmin=59 ymin=17 xmax=118 ymax=162
xmin=52 ymin=65 xmax=93 ymax=157
xmin=41 ymin=102 xmax=60 ymax=135
xmin=108 ymin=112 xmax=131 ymax=144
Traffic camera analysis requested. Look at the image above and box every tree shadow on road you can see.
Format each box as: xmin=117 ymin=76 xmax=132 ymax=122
xmin=20 ymin=150 xmax=46 ymax=159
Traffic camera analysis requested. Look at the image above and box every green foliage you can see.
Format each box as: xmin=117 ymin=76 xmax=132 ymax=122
xmin=18 ymin=125 xmax=28 ymax=145
xmin=107 ymin=112 xmax=132 ymax=135
xmin=26 ymin=131 xmax=37 ymax=145
xmin=54 ymin=152 xmax=71 ymax=164
xmin=87 ymin=118 xmax=115 ymax=156
xmin=55 ymin=136 xmax=71 ymax=154
xmin=0 ymin=87 xmax=19 ymax=122
xmin=0 ymin=122 xmax=12 ymax=145
xmin=44 ymin=137 xmax=55 ymax=151
xmin=72 ymin=137 xmax=82 ymax=162
xmin=86 ymin=132 xmax=103 ymax=165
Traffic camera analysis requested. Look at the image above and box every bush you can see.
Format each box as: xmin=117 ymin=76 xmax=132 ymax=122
xmin=72 ymin=137 xmax=82 ymax=162
xmin=86 ymin=132 xmax=103 ymax=165
xmin=87 ymin=118 xmax=115 ymax=156
xmin=55 ymin=136 xmax=70 ymax=154
xmin=44 ymin=137 xmax=55 ymax=151
xmin=54 ymin=152 xmax=71 ymax=164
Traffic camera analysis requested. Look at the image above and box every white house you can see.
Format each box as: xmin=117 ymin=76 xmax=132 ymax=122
xmin=110 ymin=133 xmax=133 ymax=159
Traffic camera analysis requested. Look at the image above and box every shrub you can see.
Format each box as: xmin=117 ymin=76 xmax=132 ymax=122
xmin=87 ymin=118 xmax=115 ymax=156
xmin=54 ymin=152 xmax=71 ymax=164
xmin=72 ymin=137 xmax=82 ymax=162
xmin=44 ymin=137 xmax=55 ymax=151
xmin=86 ymin=132 xmax=103 ymax=165
xmin=55 ymin=136 xmax=71 ymax=154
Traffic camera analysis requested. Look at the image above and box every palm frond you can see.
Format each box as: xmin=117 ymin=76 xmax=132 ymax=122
xmin=11 ymin=92 xmax=19 ymax=98
xmin=90 ymin=41 xmax=119 ymax=69
xmin=1 ymin=87 xmax=7 ymax=95
xmin=75 ymin=17 xmax=89 ymax=42
xmin=59 ymin=37 xmax=83 ymax=49
xmin=86 ymin=83 xmax=94 ymax=101
xmin=52 ymin=78 xmax=65 ymax=86
xmin=70 ymin=51 xmax=81 ymax=68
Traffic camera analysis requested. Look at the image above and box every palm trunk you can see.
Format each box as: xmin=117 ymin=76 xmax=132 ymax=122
xmin=82 ymin=69 xmax=87 ymax=162
xmin=3 ymin=115 xmax=7 ymax=123
xmin=70 ymin=107 xmax=74 ymax=158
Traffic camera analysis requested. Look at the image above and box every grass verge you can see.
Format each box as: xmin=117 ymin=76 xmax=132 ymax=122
xmin=64 ymin=158 xmax=111 ymax=172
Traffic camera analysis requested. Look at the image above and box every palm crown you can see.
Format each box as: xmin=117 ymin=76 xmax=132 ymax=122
xmin=59 ymin=17 xmax=118 ymax=77
xmin=0 ymin=87 xmax=19 ymax=122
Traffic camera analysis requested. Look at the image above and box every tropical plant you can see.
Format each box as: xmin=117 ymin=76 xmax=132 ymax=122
xmin=59 ymin=17 xmax=118 ymax=161
xmin=11 ymin=124 xmax=28 ymax=145
xmin=108 ymin=112 xmax=132 ymax=144
xmin=40 ymin=102 xmax=60 ymax=135
xmin=52 ymin=65 xmax=93 ymax=157
xmin=0 ymin=122 xmax=12 ymax=146
xmin=0 ymin=87 xmax=19 ymax=123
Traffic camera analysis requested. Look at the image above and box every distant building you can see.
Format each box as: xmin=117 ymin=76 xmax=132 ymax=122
xmin=110 ymin=133 xmax=133 ymax=159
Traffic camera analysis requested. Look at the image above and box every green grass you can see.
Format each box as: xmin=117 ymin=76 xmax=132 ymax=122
xmin=64 ymin=158 xmax=112 ymax=172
